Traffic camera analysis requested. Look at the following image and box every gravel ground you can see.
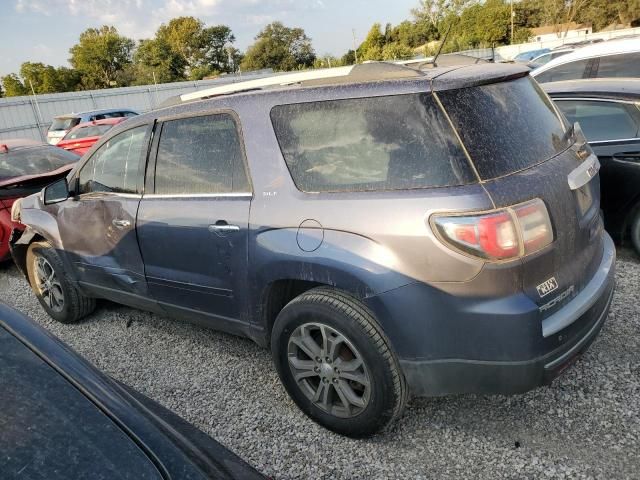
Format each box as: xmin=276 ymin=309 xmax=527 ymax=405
xmin=1 ymin=250 xmax=639 ymax=480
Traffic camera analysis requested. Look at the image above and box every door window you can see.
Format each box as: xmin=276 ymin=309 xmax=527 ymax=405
xmin=555 ymin=100 xmax=640 ymax=142
xmin=154 ymin=114 xmax=250 ymax=195
xmin=78 ymin=126 xmax=148 ymax=194
xmin=534 ymin=59 xmax=590 ymax=83
xmin=595 ymin=52 xmax=640 ymax=78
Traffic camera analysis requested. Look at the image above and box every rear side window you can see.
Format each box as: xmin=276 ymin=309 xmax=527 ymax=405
xmin=534 ymin=59 xmax=590 ymax=83
xmin=154 ymin=114 xmax=250 ymax=195
xmin=438 ymin=76 xmax=571 ymax=180
xmin=78 ymin=126 xmax=148 ymax=194
xmin=595 ymin=52 xmax=640 ymax=78
xmin=555 ymin=100 xmax=640 ymax=142
xmin=270 ymin=94 xmax=474 ymax=192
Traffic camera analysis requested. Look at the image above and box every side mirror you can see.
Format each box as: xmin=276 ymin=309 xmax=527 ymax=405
xmin=43 ymin=178 xmax=70 ymax=205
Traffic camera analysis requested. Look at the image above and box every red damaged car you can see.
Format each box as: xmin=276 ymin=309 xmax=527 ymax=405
xmin=0 ymin=139 xmax=79 ymax=261
xmin=56 ymin=117 xmax=128 ymax=156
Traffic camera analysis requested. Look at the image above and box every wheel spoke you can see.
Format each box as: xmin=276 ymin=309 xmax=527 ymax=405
xmin=326 ymin=333 xmax=346 ymax=362
xmin=333 ymin=382 xmax=352 ymax=416
xmin=336 ymin=380 xmax=366 ymax=408
xmin=312 ymin=382 xmax=331 ymax=409
xmin=51 ymin=287 xmax=64 ymax=307
xmin=35 ymin=263 xmax=47 ymax=283
xmin=290 ymin=330 xmax=321 ymax=359
xmin=335 ymin=357 xmax=363 ymax=372
xmin=339 ymin=370 xmax=370 ymax=388
xmin=288 ymin=357 xmax=318 ymax=382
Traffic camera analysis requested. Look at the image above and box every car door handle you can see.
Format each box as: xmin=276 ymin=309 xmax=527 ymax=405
xmin=208 ymin=223 xmax=240 ymax=234
xmin=112 ymin=219 xmax=131 ymax=229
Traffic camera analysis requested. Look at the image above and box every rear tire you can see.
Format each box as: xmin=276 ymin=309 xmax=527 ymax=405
xmin=271 ymin=287 xmax=407 ymax=437
xmin=631 ymin=209 xmax=640 ymax=256
xmin=26 ymin=241 xmax=95 ymax=323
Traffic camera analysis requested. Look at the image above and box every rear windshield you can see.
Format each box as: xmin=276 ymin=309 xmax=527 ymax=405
xmin=50 ymin=117 xmax=80 ymax=131
xmin=437 ymin=76 xmax=571 ymax=180
xmin=270 ymin=93 xmax=475 ymax=192
xmin=0 ymin=146 xmax=79 ymax=181
xmin=64 ymin=124 xmax=114 ymax=140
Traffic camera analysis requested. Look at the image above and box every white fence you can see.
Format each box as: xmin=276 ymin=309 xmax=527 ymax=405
xmin=496 ymin=26 xmax=640 ymax=61
xmin=0 ymin=71 xmax=275 ymax=142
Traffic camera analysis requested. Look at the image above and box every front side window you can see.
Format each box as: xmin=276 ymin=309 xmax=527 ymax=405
xmin=555 ymin=100 xmax=640 ymax=142
xmin=534 ymin=59 xmax=590 ymax=83
xmin=270 ymin=94 xmax=474 ymax=193
xmin=78 ymin=126 xmax=148 ymax=194
xmin=154 ymin=114 xmax=250 ymax=195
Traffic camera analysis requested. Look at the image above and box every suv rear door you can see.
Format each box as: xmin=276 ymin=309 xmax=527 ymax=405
xmin=137 ymin=112 xmax=253 ymax=334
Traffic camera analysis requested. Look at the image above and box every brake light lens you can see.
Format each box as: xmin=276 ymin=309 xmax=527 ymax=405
xmin=432 ymin=198 xmax=553 ymax=261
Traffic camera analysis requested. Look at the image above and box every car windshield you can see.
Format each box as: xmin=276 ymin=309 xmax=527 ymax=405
xmin=64 ymin=124 xmax=114 ymax=140
xmin=438 ymin=75 xmax=572 ymax=179
xmin=0 ymin=146 xmax=79 ymax=181
xmin=50 ymin=117 xmax=79 ymax=131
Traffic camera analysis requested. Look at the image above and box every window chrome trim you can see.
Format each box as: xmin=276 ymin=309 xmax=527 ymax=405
xmin=553 ymin=97 xmax=640 ymax=106
xmin=589 ymin=137 xmax=640 ymax=145
xmin=142 ymin=192 xmax=253 ymax=199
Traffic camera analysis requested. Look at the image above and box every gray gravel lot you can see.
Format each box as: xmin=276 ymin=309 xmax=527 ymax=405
xmin=1 ymin=250 xmax=639 ymax=480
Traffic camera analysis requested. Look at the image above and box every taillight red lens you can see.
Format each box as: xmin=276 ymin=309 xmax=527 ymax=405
xmin=432 ymin=199 xmax=553 ymax=261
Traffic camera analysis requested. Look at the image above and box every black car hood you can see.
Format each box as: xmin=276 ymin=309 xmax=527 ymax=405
xmin=0 ymin=326 xmax=161 ymax=479
xmin=0 ymin=305 xmax=264 ymax=480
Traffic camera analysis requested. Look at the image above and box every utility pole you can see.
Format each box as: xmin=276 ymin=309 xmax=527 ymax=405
xmin=352 ymin=29 xmax=359 ymax=64
xmin=510 ymin=0 xmax=515 ymax=44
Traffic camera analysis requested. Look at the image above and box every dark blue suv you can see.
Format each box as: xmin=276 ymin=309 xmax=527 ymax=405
xmin=11 ymin=63 xmax=616 ymax=437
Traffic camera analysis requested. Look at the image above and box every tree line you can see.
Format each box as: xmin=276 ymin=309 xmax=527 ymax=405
xmin=1 ymin=0 xmax=638 ymax=97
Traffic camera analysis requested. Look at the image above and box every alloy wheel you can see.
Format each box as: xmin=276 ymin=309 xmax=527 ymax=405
xmin=34 ymin=256 xmax=64 ymax=313
xmin=287 ymin=322 xmax=371 ymax=418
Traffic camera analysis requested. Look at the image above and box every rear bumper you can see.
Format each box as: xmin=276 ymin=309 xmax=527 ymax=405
xmin=368 ymin=234 xmax=616 ymax=397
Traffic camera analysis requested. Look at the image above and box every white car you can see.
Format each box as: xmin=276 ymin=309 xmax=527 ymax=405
xmin=531 ymin=38 xmax=640 ymax=83
xmin=527 ymin=49 xmax=573 ymax=69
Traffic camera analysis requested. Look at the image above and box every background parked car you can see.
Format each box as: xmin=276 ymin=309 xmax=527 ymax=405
xmin=57 ymin=117 xmax=129 ymax=156
xmin=544 ymin=78 xmax=640 ymax=254
xmin=527 ymin=48 xmax=573 ymax=70
xmin=46 ymin=108 xmax=138 ymax=145
xmin=532 ymin=38 xmax=640 ymax=83
xmin=0 ymin=303 xmax=264 ymax=479
xmin=512 ymin=48 xmax=550 ymax=63
xmin=0 ymin=139 xmax=79 ymax=262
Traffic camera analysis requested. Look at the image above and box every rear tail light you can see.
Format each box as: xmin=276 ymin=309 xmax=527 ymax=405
xmin=431 ymin=198 xmax=553 ymax=261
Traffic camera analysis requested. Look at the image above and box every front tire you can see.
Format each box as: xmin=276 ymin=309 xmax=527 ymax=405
xmin=26 ymin=241 xmax=95 ymax=323
xmin=271 ymin=287 xmax=407 ymax=437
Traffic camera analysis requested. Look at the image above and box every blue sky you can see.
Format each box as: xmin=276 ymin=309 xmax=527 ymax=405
xmin=0 ymin=0 xmax=419 ymax=76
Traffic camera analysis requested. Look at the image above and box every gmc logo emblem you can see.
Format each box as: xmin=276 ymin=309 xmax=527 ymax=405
xmin=536 ymin=277 xmax=559 ymax=298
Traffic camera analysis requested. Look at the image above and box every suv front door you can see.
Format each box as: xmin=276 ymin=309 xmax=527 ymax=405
xmin=58 ymin=125 xmax=151 ymax=305
xmin=136 ymin=112 xmax=252 ymax=334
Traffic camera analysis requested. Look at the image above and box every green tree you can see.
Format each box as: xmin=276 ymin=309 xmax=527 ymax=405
xmin=241 ymin=22 xmax=315 ymax=71
xmin=69 ymin=26 xmax=134 ymax=89
xmin=358 ymin=23 xmax=386 ymax=60
xmin=133 ymin=37 xmax=186 ymax=85
xmin=381 ymin=42 xmax=415 ymax=60
xmin=155 ymin=17 xmax=236 ymax=78
xmin=1 ymin=74 xmax=28 ymax=97
xmin=341 ymin=50 xmax=356 ymax=65
xmin=18 ymin=62 xmax=80 ymax=93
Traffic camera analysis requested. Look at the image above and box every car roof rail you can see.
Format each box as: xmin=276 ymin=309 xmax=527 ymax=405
xmin=178 ymin=63 xmax=424 ymax=103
